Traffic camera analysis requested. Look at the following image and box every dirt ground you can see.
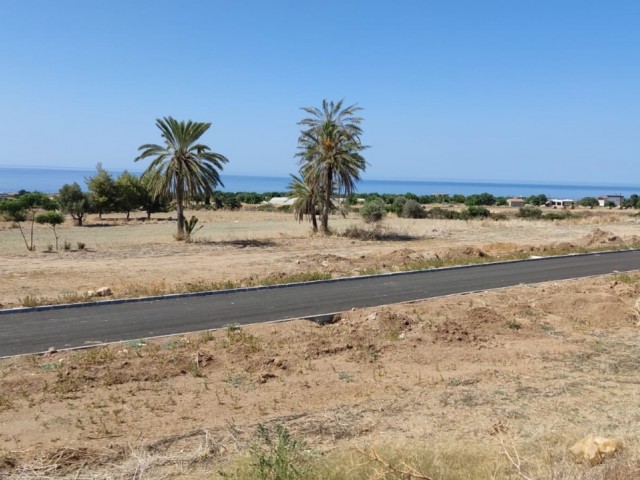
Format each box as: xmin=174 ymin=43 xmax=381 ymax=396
xmin=1 ymin=208 xmax=640 ymax=478
xmin=0 ymin=207 xmax=638 ymax=309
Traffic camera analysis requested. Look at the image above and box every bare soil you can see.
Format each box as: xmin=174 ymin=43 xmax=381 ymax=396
xmin=1 ymin=208 xmax=640 ymax=478
xmin=1 ymin=208 xmax=638 ymax=309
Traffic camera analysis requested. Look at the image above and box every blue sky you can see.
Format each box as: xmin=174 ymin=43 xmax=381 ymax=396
xmin=0 ymin=1 xmax=638 ymax=184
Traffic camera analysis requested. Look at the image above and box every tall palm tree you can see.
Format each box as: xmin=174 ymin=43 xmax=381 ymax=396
xmin=288 ymin=171 xmax=320 ymax=232
xmin=296 ymin=100 xmax=367 ymax=233
xmin=135 ymin=117 xmax=228 ymax=238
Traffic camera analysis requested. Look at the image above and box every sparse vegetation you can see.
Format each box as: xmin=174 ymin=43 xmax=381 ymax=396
xmin=360 ymin=198 xmax=387 ymax=223
xmin=248 ymin=424 xmax=309 ymax=480
xmin=2 ymin=272 xmax=640 ymax=478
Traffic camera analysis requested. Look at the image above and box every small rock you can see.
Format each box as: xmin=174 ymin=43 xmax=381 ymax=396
xmin=258 ymin=372 xmax=277 ymax=384
xmin=274 ymin=358 xmax=288 ymax=370
xmin=46 ymin=346 xmax=57 ymax=355
xmin=569 ymin=435 xmax=623 ymax=465
xmin=86 ymin=290 xmax=96 ymax=297
xmin=95 ymin=287 xmax=112 ymax=297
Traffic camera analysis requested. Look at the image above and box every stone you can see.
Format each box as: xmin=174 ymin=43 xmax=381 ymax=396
xmin=95 ymin=287 xmax=112 ymax=297
xmin=569 ymin=435 xmax=623 ymax=465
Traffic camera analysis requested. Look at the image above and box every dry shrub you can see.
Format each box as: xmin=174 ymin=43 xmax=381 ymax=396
xmin=341 ymin=225 xmax=417 ymax=241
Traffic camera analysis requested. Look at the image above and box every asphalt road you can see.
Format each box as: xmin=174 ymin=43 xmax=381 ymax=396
xmin=2 ymin=250 xmax=640 ymax=357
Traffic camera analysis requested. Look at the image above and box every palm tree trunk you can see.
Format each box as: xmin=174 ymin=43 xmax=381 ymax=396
xmin=321 ymin=166 xmax=332 ymax=233
xmin=311 ymin=210 xmax=318 ymax=232
xmin=176 ymin=179 xmax=185 ymax=238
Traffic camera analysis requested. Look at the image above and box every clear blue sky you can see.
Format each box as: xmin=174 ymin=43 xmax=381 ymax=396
xmin=1 ymin=1 xmax=638 ymax=184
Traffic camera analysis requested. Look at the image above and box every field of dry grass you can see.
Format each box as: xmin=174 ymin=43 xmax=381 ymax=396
xmin=1 ymin=207 xmax=639 ymax=309
xmin=1 ymin=207 xmax=640 ymax=478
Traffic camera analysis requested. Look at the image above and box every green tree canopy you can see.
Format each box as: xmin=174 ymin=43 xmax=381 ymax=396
xmin=58 ymin=183 xmax=90 ymax=226
xmin=36 ymin=211 xmax=65 ymax=250
xmin=115 ymin=170 xmax=145 ymax=219
xmin=86 ymin=163 xmax=116 ymax=219
xmin=579 ymin=197 xmax=599 ymax=208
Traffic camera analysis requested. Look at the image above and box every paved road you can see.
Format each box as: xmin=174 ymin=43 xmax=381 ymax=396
xmin=2 ymin=250 xmax=640 ymax=357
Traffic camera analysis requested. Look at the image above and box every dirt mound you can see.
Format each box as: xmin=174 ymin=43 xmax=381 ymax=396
xmin=582 ymin=228 xmax=622 ymax=245
xmin=380 ymin=248 xmax=419 ymax=261
xmin=377 ymin=248 xmax=427 ymax=267
xmin=442 ymin=246 xmax=488 ymax=259
xmin=431 ymin=319 xmax=484 ymax=343
xmin=430 ymin=307 xmax=505 ymax=344
xmin=306 ymin=253 xmax=353 ymax=268
xmin=466 ymin=306 xmax=506 ymax=328
xmin=537 ymin=290 xmax=638 ymax=329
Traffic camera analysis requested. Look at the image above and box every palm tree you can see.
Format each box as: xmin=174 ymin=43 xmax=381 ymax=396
xmin=296 ymin=100 xmax=367 ymax=233
xmin=135 ymin=117 xmax=228 ymax=238
xmin=288 ymin=171 xmax=320 ymax=232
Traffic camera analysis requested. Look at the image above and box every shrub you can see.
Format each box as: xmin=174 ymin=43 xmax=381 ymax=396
xmin=249 ymin=424 xmax=309 ymax=480
xmin=401 ymin=199 xmax=426 ymax=219
xmin=236 ymin=192 xmax=265 ymax=204
xmin=544 ymin=211 xmax=573 ymax=220
xmin=464 ymin=206 xmax=491 ymax=218
xmin=424 ymin=207 xmax=460 ymax=220
xmin=184 ymin=215 xmax=203 ymax=242
xmin=388 ymin=196 xmax=407 ymax=216
xmin=341 ymin=225 xmax=415 ymax=241
xmin=518 ymin=205 xmax=543 ymax=219
xmin=360 ymin=199 xmax=387 ymax=223
xmin=525 ymin=194 xmax=548 ymax=206
xmin=579 ymin=197 xmax=599 ymax=208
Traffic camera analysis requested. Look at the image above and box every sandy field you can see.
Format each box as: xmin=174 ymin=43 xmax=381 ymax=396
xmin=1 ymin=207 xmax=640 ymax=478
xmin=1 ymin=207 xmax=639 ymax=309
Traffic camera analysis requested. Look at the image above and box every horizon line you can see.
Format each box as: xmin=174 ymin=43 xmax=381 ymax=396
xmin=0 ymin=165 xmax=637 ymax=189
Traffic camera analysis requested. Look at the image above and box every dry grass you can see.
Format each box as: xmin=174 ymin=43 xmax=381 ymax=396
xmin=2 ymin=208 xmax=640 ymax=478
xmin=2 ymin=274 xmax=640 ymax=478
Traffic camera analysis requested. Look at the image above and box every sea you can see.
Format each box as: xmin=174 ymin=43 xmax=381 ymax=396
xmin=0 ymin=166 xmax=638 ymax=200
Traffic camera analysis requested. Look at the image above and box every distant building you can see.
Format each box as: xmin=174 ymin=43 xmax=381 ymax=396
xmin=507 ymin=198 xmax=525 ymax=207
xmin=545 ymin=199 xmax=575 ymax=208
xmin=598 ymin=195 xmax=623 ymax=207
xmin=268 ymin=197 xmax=296 ymax=206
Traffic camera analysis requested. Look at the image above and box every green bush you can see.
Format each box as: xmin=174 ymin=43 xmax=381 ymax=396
xmin=401 ymin=199 xmax=426 ymax=219
xmin=465 ymin=192 xmax=496 ymax=206
xmin=517 ymin=205 xmax=543 ymax=219
xmin=464 ymin=206 xmax=491 ymax=218
xmin=579 ymin=197 xmax=599 ymax=208
xmin=388 ymin=196 xmax=407 ymax=216
xmin=360 ymin=199 xmax=387 ymax=223
xmin=543 ymin=211 xmax=573 ymax=220
xmin=236 ymin=192 xmax=265 ymax=204
xmin=424 ymin=207 xmax=459 ymax=219
xmin=249 ymin=424 xmax=309 ymax=480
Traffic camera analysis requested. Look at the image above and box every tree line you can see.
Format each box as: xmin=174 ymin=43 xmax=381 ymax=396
xmin=4 ymin=101 xmax=639 ymax=247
